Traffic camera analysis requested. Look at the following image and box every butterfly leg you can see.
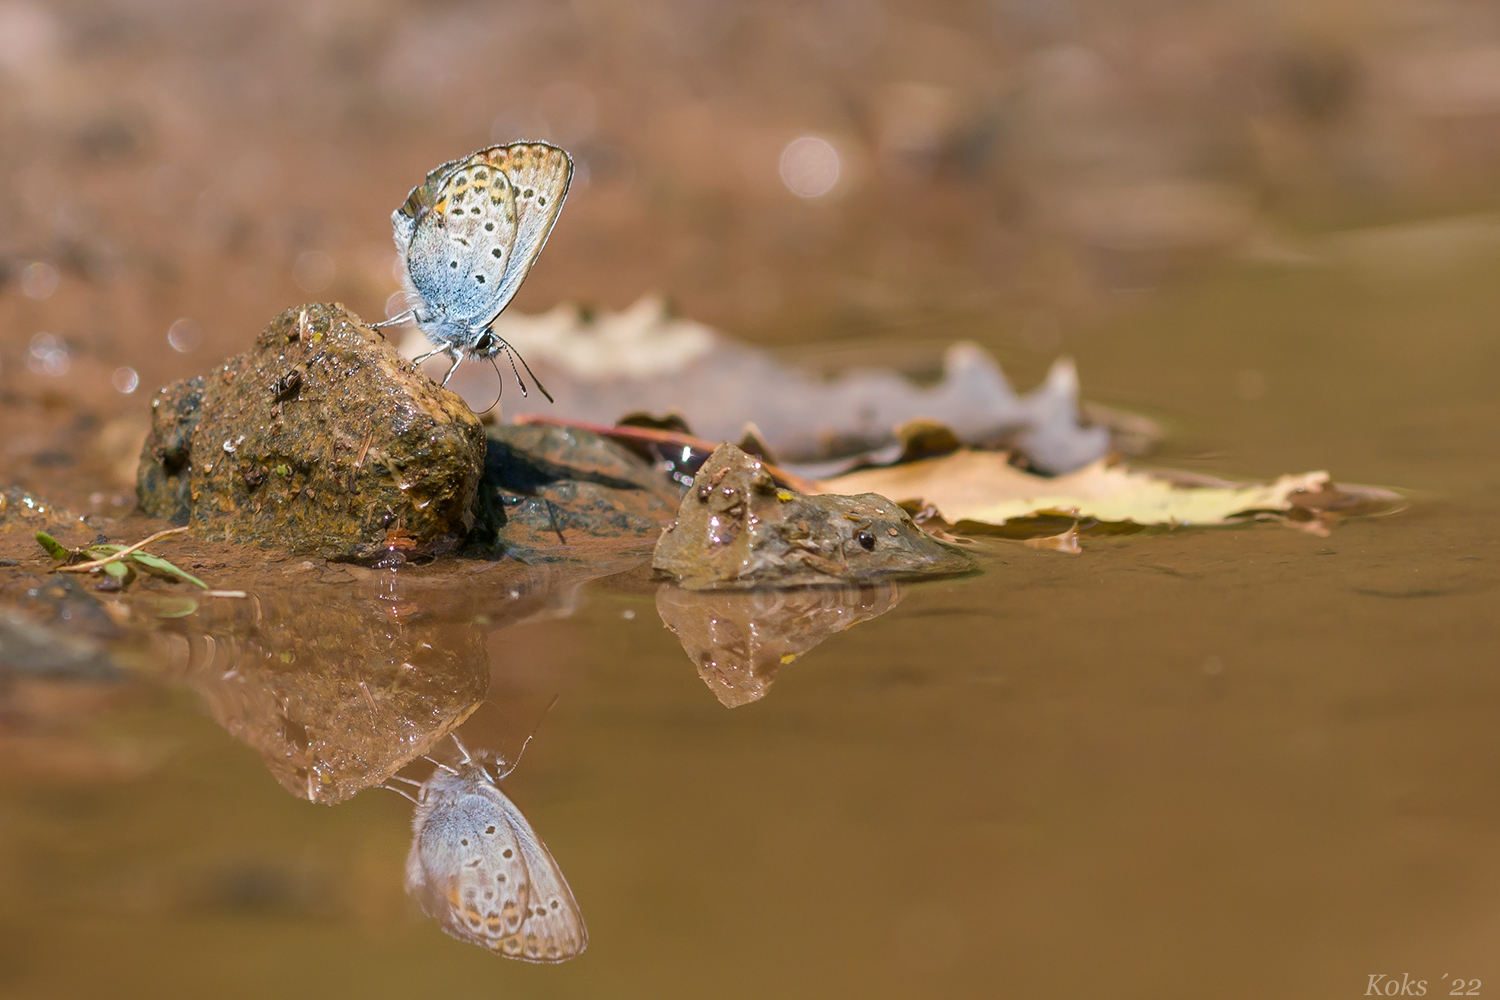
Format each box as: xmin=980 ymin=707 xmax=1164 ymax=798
xmin=439 ymin=350 xmax=464 ymax=387
xmin=369 ymin=308 xmax=417 ymax=330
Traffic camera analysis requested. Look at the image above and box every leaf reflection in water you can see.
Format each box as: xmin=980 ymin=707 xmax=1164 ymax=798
xmin=656 ymin=583 xmax=902 ymax=707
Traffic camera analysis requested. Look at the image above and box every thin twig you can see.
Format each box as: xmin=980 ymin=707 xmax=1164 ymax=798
xmin=512 ymin=414 xmax=822 ymax=494
xmin=58 ymin=526 xmax=190 ymax=573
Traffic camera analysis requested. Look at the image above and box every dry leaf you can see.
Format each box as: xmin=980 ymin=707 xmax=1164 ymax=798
xmin=405 ymin=297 xmax=1127 ymax=474
xmin=1023 ymin=525 xmax=1082 ymax=553
xmin=818 ymin=450 xmax=1391 ymax=529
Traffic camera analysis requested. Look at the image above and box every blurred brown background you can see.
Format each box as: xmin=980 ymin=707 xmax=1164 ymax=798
xmin=5 ymin=0 xmax=1500 ymax=408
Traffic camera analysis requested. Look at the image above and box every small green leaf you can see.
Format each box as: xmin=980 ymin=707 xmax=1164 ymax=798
xmin=129 ymin=552 xmax=208 ymax=589
xmin=103 ymin=560 xmax=130 ymax=579
xmin=153 ymin=596 xmax=199 ymax=618
xmin=35 ymin=531 xmax=70 ymax=561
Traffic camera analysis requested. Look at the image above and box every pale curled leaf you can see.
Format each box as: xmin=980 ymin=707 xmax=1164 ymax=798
xmin=817 ymin=451 xmax=1334 ymax=527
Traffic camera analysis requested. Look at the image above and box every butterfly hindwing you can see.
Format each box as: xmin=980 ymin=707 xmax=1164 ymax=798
xmin=403 ymin=156 xmax=520 ymax=331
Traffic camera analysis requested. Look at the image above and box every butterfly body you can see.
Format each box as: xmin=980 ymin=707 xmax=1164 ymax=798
xmin=405 ymin=760 xmax=587 ymax=962
xmin=390 ymin=142 xmax=572 ymax=383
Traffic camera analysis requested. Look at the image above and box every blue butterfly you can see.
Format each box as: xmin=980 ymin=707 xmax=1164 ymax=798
xmin=378 ymin=142 xmax=572 ymax=402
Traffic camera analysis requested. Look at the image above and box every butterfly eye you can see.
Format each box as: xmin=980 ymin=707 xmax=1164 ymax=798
xmin=856 ymin=530 xmax=876 ymax=550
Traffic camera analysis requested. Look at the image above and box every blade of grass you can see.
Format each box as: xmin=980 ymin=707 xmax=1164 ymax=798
xmin=35 ymin=531 xmax=71 ymax=561
xmin=129 ymin=551 xmax=207 ymax=589
xmin=58 ymin=526 xmax=189 ymax=574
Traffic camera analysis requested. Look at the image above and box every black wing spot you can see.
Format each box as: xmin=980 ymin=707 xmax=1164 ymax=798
xmin=460 ymin=838 xmax=469 ymax=846
xmin=450 ymin=260 xmax=458 ymax=269
xmin=523 ymin=188 xmax=534 ymax=198
xmin=471 ymin=206 xmax=481 ymax=214
xmin=502 ymin=848 xmax=513 ymax=858
xmin=492 ymin=248 xmax=502 ymax=257
xmin=485 ymin=222 xmax=495 ymax=231
xmin=538 ymin=196 xmax=546 ymax=206
xmin=475 ymin=274 xmax=485 ymax=283
xmin=485 ymin=825 xmax=496 ymax=835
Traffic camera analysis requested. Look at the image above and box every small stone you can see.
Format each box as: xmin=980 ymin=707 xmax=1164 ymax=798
xmin=137 ymin=303 xmax=485 ymax=562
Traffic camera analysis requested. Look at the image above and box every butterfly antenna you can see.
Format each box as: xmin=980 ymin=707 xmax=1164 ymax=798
xmin=501 ymin=339 xmax=554 ymax=404
xmin=387 ymin=775 xmax=424 ymax=788
xmin=380 ymin=783 xmax=419 ymax=804
xmin=500 ymin=345 xmax=530 ymax=398
xmin=481 ymin=355 xmax=504 ymax=414
xmin=495 ymin=694 xmax=561 ymax=781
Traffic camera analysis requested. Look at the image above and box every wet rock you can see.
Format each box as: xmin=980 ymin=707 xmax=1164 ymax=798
xmin=656 ymin=583 xmax=902 ymax=707
xmin=475 ymin=423 xmax=684 ymax=564
xmin=0 ymin=486 xmax=91 ymax=543
xmin=653 ymin=443 xmax=977 ymax=590
xmin=137 ymin=303 xmax=486 ymax=561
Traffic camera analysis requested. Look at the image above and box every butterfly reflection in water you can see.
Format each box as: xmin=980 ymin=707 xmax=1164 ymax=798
xmin=390 ymin=735 xmax=587 ymax=962
xmin=375 ymin=141 xmax=573 ymax=402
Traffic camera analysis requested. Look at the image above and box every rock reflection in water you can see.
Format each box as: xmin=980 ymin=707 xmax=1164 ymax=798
xmin=152 ymin=587 xmax=490 ymax=803
xmin=656 ymin=583 xmax=902 ymax=707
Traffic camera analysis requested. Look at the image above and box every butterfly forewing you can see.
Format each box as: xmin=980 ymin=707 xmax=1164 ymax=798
xmin=476 ymin=142 xmax=573 ymax=327
xmin=405 ymin=765 xmax=587 ymax=963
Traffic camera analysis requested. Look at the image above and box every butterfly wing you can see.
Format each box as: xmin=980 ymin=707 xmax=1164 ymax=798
xmin=400 ymin=155 xmax=520 ymax=333
xmin=392 ymin=155 xmax=462 ymax=252
xmin=492 ymin=786 xmax=589 ymax=962
xmin=475 ymin=142 xmax=573 ymax=327
xmin=406 ymin=771 xmax=586 ymax=963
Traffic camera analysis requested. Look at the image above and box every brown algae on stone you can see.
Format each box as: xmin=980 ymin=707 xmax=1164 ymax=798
xmin=137 ymin=304 xmax=486 ymax=561
xmin=652 ymin=442 xmax=976 ymax=590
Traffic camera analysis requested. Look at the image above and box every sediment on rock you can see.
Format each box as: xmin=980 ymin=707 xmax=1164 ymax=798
xmin=137 ymin=303 xmax=486 ymax=562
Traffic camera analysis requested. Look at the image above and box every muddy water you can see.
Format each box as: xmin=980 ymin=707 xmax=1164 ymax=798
xmin=2 ymin=252 xmax=1499 ymax=1000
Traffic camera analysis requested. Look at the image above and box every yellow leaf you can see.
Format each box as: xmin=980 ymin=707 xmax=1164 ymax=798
xmin=817 ymin=451 xmax=1336 ymax=527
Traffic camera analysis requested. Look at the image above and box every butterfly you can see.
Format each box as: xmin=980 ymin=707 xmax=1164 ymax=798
xmin=378 ymin=141 xmax=573 ymax=401
xmin=394 ymin=736 xmax=587 ymax=962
